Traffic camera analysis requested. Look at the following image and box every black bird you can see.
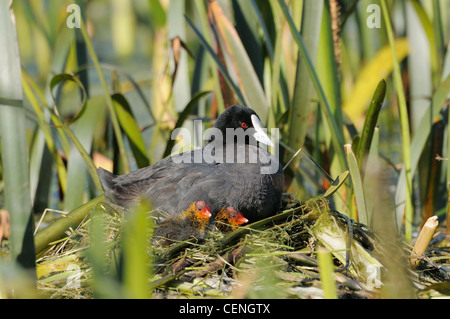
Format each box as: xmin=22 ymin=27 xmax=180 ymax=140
xmin=97 ymin=105 xmax=284 ymax=222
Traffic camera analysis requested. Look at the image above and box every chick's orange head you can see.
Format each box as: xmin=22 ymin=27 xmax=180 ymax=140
xmin=225 ymin=207 xmax=248 ymax=226
xmin=195 ymin=200 xmax=212 ymax=220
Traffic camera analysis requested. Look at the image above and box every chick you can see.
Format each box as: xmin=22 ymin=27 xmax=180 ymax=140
xmin=214 ymin=207 xmax=249 ymax=232
xmin=153 ymin=201 xmax=211 ymax=246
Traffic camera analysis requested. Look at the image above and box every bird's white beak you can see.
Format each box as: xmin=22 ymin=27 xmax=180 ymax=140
xmin=251 ymin=114 xmax=274 ymax=147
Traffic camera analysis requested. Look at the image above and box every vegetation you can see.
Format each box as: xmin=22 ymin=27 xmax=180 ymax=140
xmin=0 ymin=0 xmax=449 ymax=299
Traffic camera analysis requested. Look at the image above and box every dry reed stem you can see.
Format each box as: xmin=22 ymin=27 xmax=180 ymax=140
xmin=410 ymin=216 xmax=439 ymax=267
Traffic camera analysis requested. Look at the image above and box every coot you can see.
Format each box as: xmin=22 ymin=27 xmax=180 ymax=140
xmin=152 ymin=200 xmax=211 ymax=245
xmin=214 ymin=207 xmax=248 ymax=232
xmin=98 ymin=105 xmax=284 ymax=222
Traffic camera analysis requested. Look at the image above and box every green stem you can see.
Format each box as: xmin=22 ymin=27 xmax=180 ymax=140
xmin=380 ymin=0 xmax=413 ymax=241
xmin=356 ymin=79 xmax=386 ymax=175
xmin=22 ymin=74 xmax=68 ymax=194
xmin=34 ymin=195 xmax=105 ymax=255
xmin=317 ymin=248 xmax=338 ymax=299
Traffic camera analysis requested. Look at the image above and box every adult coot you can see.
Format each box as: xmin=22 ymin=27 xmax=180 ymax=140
xmin=98 ymin=105 xmax=284 ymax=222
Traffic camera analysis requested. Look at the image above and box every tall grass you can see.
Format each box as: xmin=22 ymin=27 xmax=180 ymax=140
xmin=0 ymin=0 xmax=449 ymax=298
xmin=0 ymin=2 xmax=36 ymax=294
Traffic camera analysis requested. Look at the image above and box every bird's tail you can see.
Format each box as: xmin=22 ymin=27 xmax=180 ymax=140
xmin=97 ymin=167 xmax=118 ymax=200
xmin=97 ymin=167 xmax=144 ymax=208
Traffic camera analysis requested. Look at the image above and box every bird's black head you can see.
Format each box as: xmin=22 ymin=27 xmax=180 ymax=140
xmin=213 ymin=105 xmax=257 ymax=132
xmin=209 ymin=105 xmax=273 ymax=146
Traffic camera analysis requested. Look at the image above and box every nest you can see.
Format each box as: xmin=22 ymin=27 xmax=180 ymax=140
xmin=35 ymin=195 xmax=450 ymax=299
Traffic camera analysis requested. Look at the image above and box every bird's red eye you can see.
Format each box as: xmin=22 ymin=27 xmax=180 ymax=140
xmin=241 ymin=122 xmax=247 ymax=128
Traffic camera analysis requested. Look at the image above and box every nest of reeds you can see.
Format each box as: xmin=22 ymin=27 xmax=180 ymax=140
xmin=35 ymin=194 xmax=450 ymax=299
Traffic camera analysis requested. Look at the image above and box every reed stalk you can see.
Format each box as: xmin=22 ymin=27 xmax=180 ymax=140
xmin=380 ymin=0 xmax=413 ymax=242
xmin=317 ymin=247 xmax=338 ymax=299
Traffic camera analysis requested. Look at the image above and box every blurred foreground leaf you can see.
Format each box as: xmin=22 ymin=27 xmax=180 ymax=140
xmin=0 ymin=2 xmax=36 ymax=273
